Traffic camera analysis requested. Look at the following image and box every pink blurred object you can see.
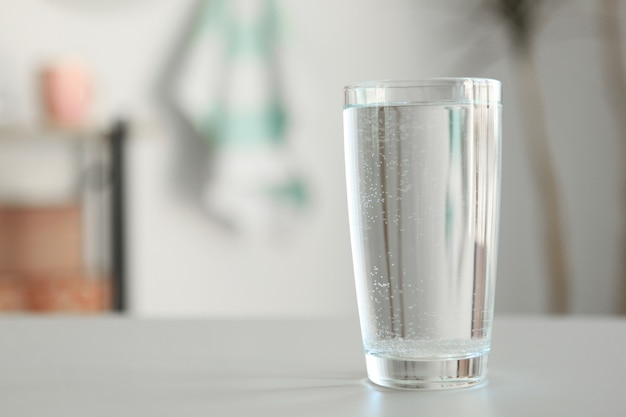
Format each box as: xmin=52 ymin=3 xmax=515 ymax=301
xmin=41 ymin=60 xmax=92 ymax=129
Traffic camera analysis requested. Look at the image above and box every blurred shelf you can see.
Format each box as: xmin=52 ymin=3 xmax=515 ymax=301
xmin=0 ymin=122 xmax=116 ymax=313
xmin=0 ymin=123 xmax=107 ymax=208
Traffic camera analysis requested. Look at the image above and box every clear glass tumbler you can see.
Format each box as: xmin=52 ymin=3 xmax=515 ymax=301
xmin=343 ymin=78 xmax=501 ymax=389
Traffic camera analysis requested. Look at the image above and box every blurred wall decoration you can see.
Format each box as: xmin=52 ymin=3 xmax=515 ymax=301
xmin=166 ymin=0 xmax=309 ymax=236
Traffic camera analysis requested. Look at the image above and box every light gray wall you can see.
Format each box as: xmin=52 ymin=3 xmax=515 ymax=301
xmin=0 ymin=0 xmax=623 ymax=316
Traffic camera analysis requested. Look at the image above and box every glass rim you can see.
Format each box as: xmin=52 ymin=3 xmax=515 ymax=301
xmin=344 ymin=78 xmax=501 ymax=107
xmin=344 ymin=77 xmax=501 ymax=91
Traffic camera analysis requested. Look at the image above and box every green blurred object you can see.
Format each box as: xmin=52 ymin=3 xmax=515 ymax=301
xmin=167 ymin=0 xmax=311 ymax=232
xmin=192 ymin=0 xmax=286 ymax=150
xmin=200 ymin=99 xmax=287 ymax=149
xmin=265 ymin=176 xmax=309 ymax=211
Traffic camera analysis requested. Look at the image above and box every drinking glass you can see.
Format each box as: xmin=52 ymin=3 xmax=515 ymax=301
xmin=343 ymin=78 xmax=501 ymax=389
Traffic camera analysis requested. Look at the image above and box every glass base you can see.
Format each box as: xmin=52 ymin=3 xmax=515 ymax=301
xmin=365 ymin=353 xmax=488 ymax=390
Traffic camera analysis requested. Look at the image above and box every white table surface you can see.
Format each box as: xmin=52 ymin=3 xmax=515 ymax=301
xmin=0 ymin=316 xmax=624 ymax=416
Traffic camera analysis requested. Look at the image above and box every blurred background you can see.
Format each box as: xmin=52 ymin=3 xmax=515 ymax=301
xmin=0 ymin=0 xmax=624 ymax=317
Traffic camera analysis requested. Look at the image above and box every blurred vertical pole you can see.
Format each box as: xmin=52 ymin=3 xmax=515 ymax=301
xmin=599 ymin=0 xmax=626 ymax=314
xmin=513 ymin=45 xmax=569 ymax=314
xmin=109 ymin=120 xmax=128 ymax=312
xmin=490 ymin=0 xmax=569 ymax=313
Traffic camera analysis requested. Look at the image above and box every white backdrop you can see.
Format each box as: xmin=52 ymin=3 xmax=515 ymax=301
xmin=0 ymin=0 xmax=623 ymax=316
